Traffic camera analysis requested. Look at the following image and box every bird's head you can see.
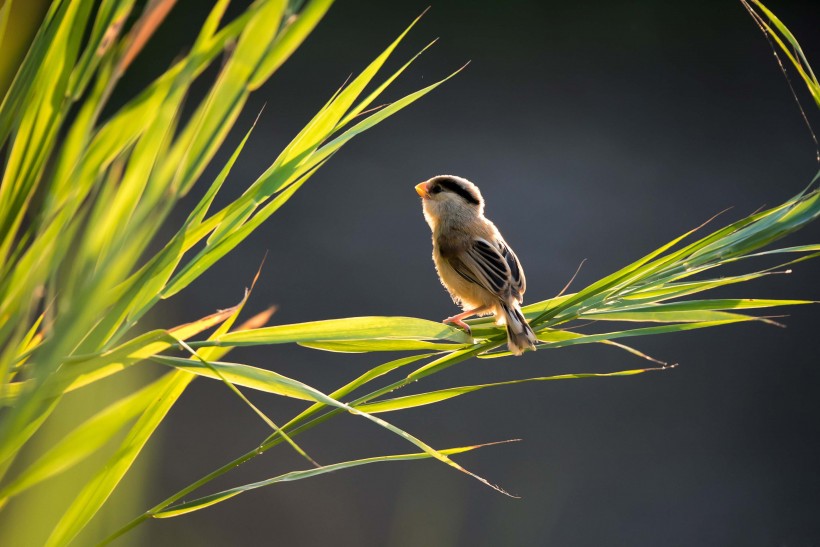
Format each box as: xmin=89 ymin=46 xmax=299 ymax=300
xmin=415 ymin=175 xmax=485 ymax=228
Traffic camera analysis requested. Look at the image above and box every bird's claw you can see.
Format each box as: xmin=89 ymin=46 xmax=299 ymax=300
xmin=443 ymin=317 xmax=472 ymax=336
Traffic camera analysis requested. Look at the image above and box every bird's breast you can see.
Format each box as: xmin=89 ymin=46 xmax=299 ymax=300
xmin=432 ymin=246 xmax=497 ymax=312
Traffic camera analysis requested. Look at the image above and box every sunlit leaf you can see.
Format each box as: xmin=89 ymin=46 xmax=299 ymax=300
xmin=45 ymin=370 xmax=192 ymax=547
xmin=153 ymin=440 xmax=517 ymax=518
xmin=191 ymin=316 xmax=473 ymax=348
xmin=356 ymin=368 xmax=664 ymax=413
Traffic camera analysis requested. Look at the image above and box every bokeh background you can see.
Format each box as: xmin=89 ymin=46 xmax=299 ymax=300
xmin=44 ymin=0 xmax=820 ymax=545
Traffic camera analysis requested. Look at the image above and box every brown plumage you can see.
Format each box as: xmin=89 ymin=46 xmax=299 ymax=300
xmin=415 ymin=175 xmax=537 ymax=355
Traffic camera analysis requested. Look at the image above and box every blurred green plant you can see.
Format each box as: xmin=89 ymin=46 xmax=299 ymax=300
xmin=0 ymin=0 xmax=817 ymax=545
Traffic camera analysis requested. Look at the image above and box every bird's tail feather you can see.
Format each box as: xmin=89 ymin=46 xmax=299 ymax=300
xmin=501 ymin=301 xmax=537 ymax=356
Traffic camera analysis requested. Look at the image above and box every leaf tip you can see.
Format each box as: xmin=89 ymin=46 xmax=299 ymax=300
xmin=253 ymin=104 xmax=267 ymax=127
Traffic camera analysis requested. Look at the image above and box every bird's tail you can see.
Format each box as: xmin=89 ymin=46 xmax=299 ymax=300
xmin=500 ymin=301 xmax=537 ymax=356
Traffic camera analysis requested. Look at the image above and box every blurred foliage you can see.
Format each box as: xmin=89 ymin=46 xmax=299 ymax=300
xmin=0 ymin=0 xmax=50 ymax=96
xmin=0 ymin=0 xmax=817 ymax=545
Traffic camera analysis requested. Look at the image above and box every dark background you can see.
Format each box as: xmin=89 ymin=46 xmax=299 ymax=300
xmin=124 ymin=1 xmax=820 ymax=545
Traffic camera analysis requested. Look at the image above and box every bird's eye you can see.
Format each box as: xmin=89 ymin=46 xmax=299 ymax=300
xmin=430 ymin=186 xmax=442 ymax=194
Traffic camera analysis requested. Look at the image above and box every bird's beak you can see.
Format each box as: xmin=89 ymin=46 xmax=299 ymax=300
xmin=415 ymin=182 xmax=430 ymax=199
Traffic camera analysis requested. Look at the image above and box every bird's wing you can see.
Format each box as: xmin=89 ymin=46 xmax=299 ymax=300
xmin=448 ymin=237 xmax=525 ymax=302
xmin=499 ymin=240 xmax=526 ymax=302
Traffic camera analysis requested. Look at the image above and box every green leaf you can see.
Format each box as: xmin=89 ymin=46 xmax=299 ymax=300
xmin=68 ymin=0 xmax=138 ymax=100
xmin=525 ymin=213 xmax=729 ymax=327
xmin=279 ymin=353 xmax=435 ymax=437
xmin=0 ymin=1 xmax=13 ymax=61
xmin=161 ymin=167 xmax=319 ymax=297
xmin=45 ymin=370 xmax=193 ymax=547
xmin=190 ymin=316 xmax=473 ymax=348
xmin=298 ymin=339 xmax=468 ymax=353
xmin=60 ymin=306 xmax=243 ymax=396
xmin=153 ymin=440 xmax=516 ymax=518
xmin=583 ymin=298 xmax=813 ymax=315
xmin=303 ymin=63 xmax=468 ymax=173
xmin=0 ymin=1 xmax=68 ymax=143
xmin=620 ymin=270 xmax=793 ymax=302
xmin=164 ymin=0 xmax=286 ymax=198
xmin=248 ymin=0 xmax=334 ymax=90
xmin=114 ymin=120 xmax=258 ymax=332
xmin=151 ymin=353 xmax=513 ymax=496
xmin=747 ymin=0 xmax=820 ymax=106
xmin=356 ymin=368 xmax=664 ymax=413
xmin=170 ymin=285 xmax=320 ymax=468
xmin=580 ymin=309 xmax=758 ymax=323
xmin=151 ymin=356 xmax=319 ymax=401
xmin=0 ymin=374 xmax=175 ymax=502
xmin=164 ymin=30 xmax=456 ymax=299
xmin=0 ymin=0 xmax=95 ymax=266
xmin=537 ymin=318 xmax=760 ymax=349
xmin=268 ymin=7 xmax=425 ymax=173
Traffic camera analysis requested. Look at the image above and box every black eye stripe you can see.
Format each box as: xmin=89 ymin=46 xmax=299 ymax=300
xmin=430 ymin=186 xmax=442 ymax=194
xmin=436 ymin=178 xmax=480 ymax=205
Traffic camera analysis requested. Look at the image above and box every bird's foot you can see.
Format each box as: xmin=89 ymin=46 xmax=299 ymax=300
xmin=443 ymin=315 xmax=472 ymax=336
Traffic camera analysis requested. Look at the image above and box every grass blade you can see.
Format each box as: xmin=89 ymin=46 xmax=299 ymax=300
xmin=356 ymin=368 xmax=666 ymax=414
xmin=297 ymin=339 xmax=469 ymax=353
xmin=153 ymin=440 xmax=517 ymax=519
xmin=45 ymin=370 xmax=192 ymax=547
xmin=151 ymin=354 xmax=514 ymax=496
xmin=190 ymin=316 xmax=473 ymax=348
xmin=0 ymin=374 xmax=176 ymax=503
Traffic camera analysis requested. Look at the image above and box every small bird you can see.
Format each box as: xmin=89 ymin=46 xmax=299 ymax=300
xmin=415 ymin=175 xmax=538 ymax=355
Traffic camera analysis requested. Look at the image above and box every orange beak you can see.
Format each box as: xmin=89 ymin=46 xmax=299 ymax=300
xmin=415 ymin=181 xmax=430 ymax=199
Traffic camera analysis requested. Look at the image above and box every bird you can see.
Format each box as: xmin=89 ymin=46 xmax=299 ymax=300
xmin=415 ymin=175 xmax=538 ymax=355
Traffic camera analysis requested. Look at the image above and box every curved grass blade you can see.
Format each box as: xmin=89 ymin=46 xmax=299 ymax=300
xmin=356 ymin=368 xmax=666 ymax=414
xmin=404 ymin=342 xmax=507 ymax=385
xmin=173 ymin=339 xmax=320 ymax=469
xmin=163 ymin=42 xmax=460 ymax=299
xmin=60 ymin=305 xmax=240 ymax=395
xmin=618 ymin=271 xmax=792 ymax=303
xmin=0 ymin=373 xmax=176 ymax=504
xmin=266 ymin=7 xmax=426 ymax=174
xmin=526 ymin=210 xmax=733 ymax=327
xmin=475 ymin=329 xmax=675 ymax=364
xmin=188 ymin=316 xmax=473 ymax=348
xmin=151 ymin=354 xmax=515 ymax=496
xmin=275 ymin=353 xmax=435 ymax=442
xmin=0 ymin=0 xmax=95 ymax=266
xmin=161 ymin=162 xmax=325 ymax=297
xmin=247 ymin=0 xmax=334 ymax=90
xmin=45 ymin=370 xmax=192 ymax=547
xmin=171 ymin=269 xmax=318 ymax=468
xmin=600 ymin=341 xmax=671 ymax=366
xmin=152 ymin=440 xmax=518 ymax=519
xmin=162 ymin=0 xmax=286 ymax=199
xmin=579 ymin=309 xmax=763 ymax=323
xmin=0 ymin=0 xmax=68 ymax=143
xmin=731 ymin=244 xmax=820 ymax=259
xmin=537 ymin=318 xmax=759 ymax=349
xmin=335 ymin=36 xmax=438 ymax=130
xmin=745 ymin=0 xmax=820 ymax=106
xmin=479 ymin=317 xmax=769 ymax=359
xmin=581 ymin=298 xmax=813 ymax=316
xmin=151 ymin=356 xmax=318 ymax=401
xmin=302 ymin=62 xmax=468 ymax=172
xmin=298 ymin=339 xmax=469 ymax=353
xmin=529 ymin=183 xmax=819 ymax=328
xmin=117 ymin=118 xmax=259 ymax=332
xmin=195 ymin=12 xmax=435 ymax=261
